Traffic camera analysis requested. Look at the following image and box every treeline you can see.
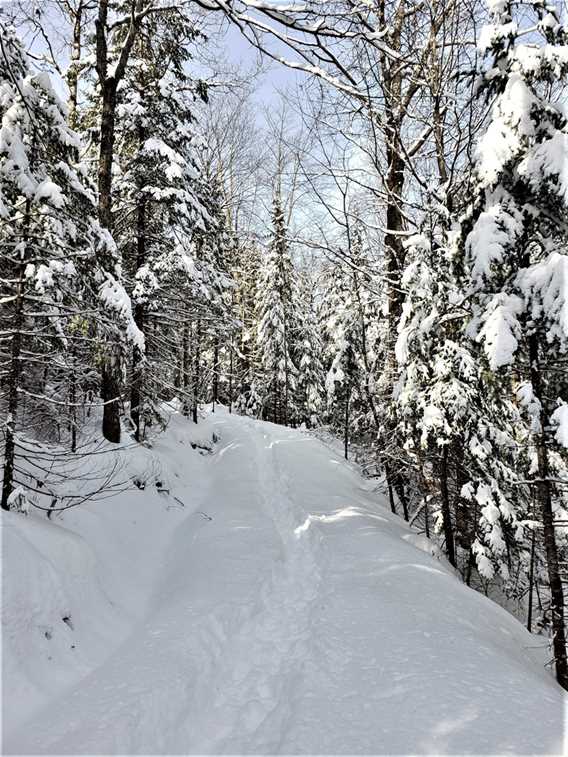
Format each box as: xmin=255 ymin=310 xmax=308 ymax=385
xmin=1 ymin=0 xmax=567 ymax=690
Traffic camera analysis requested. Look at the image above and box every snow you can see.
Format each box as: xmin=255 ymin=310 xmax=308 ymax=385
xmin=465 ymin=194 xmax=522 ymax=283
xmin=551 ymin=402 xmax=568 ymax=448
xmin=34 ymin=179 xmax=65 ymax=208
xmin=97 ymin=272 xmax=145 ymax=351
xmin=3 ymin=409 xmax=566 ymax=755
xmin=476 ymin=292 xmax=524 ymax=368
xmin=519 ymin=131 xmax=568 ymax=202
xmin=475 ymin=74 xmax=542 ymax=187
xmin=517 ymin=252 xmax=568 ymax=345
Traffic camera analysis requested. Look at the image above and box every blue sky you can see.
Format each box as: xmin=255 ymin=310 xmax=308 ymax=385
xmin=218 ymin=19 xmax=307 ymax=113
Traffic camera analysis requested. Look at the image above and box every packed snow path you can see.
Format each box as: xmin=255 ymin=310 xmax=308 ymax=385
xmin=4 ymin=411 xmax=566 ymax=754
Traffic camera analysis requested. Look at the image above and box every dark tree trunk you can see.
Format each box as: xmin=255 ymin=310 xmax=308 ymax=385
xmin=181 ymin=324 xmax=190 ymax=416
xmin=69 ymin=359 xmax=77 ymax=453
xmin=101 ymin=360 xmax=121 ymax=443
xmin=130 ymin=194 xmax=146 ymax=442
xmin=283 ymin=324 xmax=289 ymax=427
xmin=385 ymin=467 xmax=397 ymax=515
xmin=66 ymin=0 xmax=84 ymax=129
xmin=529 ymin=335 xmax=568 ymax=690
xmin=1 ymin=250 xmax=26 ymax=511
xmin=527 ymin=528 xmax=536 ymax=633
xmin=228 ymin=340 xmax=233 ymax=414
xmin=98 ymin=82 xmax=117 ymax=235
xmin=273 ymin=383 xmax=278 ymax=425
xmin=344 ymin=384 xmax=351 ymax=460
xmin=130 ymin=309 xmax=144 ymax=441
xmin=212 ymin=336 xmax=219 ymax=412
xmin=393 ymin=474 xmax=410 ymax=521
xmin=439 ymin=444 xmax=456 ymax=568
xmin=95 ymin=0 xmax=144 ymax=443
xmin=192 ymin=321 xmax=201 ymax=424
xmin=2 ymin=188 xmax=34 ymax=510
xmin=97 ymin=78 xmax=122 ymax=443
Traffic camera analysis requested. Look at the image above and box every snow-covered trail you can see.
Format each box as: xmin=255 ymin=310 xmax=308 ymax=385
xmin=4 ymin=411 xmax=567 ymax=755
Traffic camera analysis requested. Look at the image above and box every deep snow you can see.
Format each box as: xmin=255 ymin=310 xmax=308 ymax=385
xmin=2 ymin=408 xmax=566 ymax=754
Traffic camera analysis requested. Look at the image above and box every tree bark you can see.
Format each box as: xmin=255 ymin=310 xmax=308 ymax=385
xmin=212 ymin=336 xmax=219 ymax=412
xmin=192 ymin=321 xmax=201 ymax=424
xmin=66 ymin=0 xmax=85 ymax=130
xmin=527 ymin=527 xmax=536 ymax=633
xmin=344 ymin=383 xmax=351 ymax=460
xmin=95 ymin=0 xmax=144 ymax=443
xmin=529 ymin=334 xmax=568 ymax=690
xmin=130 ymin=188 xmax=146 ymax=442
xmin=439 ymin=444 xmax=456 ymax=568
xmin=1 ymin=226 xmax=27 ymax=510
xmin=181 ymin=324 xmax=190 ymax=416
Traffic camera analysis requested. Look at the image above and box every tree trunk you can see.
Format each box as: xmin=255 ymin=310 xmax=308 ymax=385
xmin=527 ymin=527 xmax=536 ymax=633
xmin=212 ymin=336 xmax=219 ymax=412
xmin=385 ymin=467 xmax=397 ymax=515
xmin=97 ymin=78 xmax=122 ymax=443
xmin=192 ymin=321 xmax=201 ymax=424
xmin=344 ymin=383 xmax=351 ymax=460
xmin=95 ymin=0 xmax=145 ymax=443
xmin=283 ymin=321 xmax=290 ymax=427
xmin=66 ymin=0 xmax=84 ymax=129
xmin=130 ymin=194 xmax=146 ymax=442
xmin=101 ymin=360 xmax=121 ymax=443
xmin=69 ymin=358 xmax=77 ymax=453
xmin=98 ymin=81 xmax=117 ymax=235
xmin=228 ymin=337 xmax=233 ymax=414
xmin=529 ymin=335 xmax=568 ymax=690
xmin=181 ymin=324 xmax=190 ymax=416
xmin=439 ymin=444 xmax=456 ymax=568
xmin=1 ymin=248 xmax=26 ymax=511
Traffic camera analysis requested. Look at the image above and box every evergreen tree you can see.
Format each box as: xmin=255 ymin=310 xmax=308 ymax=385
xmin=188 ymin=171 xmax=235 ymax=419
xmin=322 ymin=229 xmax=379 ymax=458
xmin=112 ymin=10 xmax=233 ymax=437
xmin=459 ymin=0 xmax=568 ymax=688
xmin=396 ymin=229 xmax=531 ymax=579
xmin=233 ymin=236 xmax=263 ymax=417
xmin=323 ymin=261 xmax=360 ymax=458
xmin=257 ymin=193 xmax=297 ymax=424
xmin=0 ymin=26 xmax=141 ymax=510
xmin=294 ymin=271 xmax=324 ymax=428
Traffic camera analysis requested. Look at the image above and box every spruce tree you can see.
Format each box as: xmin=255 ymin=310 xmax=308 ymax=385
xmin=257 ymin=193 xmax=297 ymax=424
xmin=232 ymin=237 xmax=263 ymax=416
xmin=295 ymin=271 xmax=324 ymax=428
xmin=460 ymin=0 xmax=568 ymax=688
xmin=0 ymin=26 xmax=141 ymax=510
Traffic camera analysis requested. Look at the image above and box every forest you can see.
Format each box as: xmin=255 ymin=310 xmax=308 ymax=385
xmin=1 ymin=0 xmax=568 ymax=747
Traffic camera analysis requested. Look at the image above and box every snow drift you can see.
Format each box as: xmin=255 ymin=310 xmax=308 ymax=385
xmin=2 ymin=408 xmax=566 ymax=754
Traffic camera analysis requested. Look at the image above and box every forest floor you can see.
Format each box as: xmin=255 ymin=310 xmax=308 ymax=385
xmin=2 ymin=408 xmax=567 ymax=755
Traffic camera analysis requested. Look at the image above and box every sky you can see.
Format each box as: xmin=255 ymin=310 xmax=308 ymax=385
xmin=210 ymin=18 xmax=308 ymax=117
xmin=6 ymin=0 xmax=306 ymax=126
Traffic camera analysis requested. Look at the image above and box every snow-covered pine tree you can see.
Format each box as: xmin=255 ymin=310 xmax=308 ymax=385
xmin=232 ymin=236 xmax=263 ymax=417
xmin=395 ymin=225 xmax=532 ymax=580
xmin=0 ymin=26 xmax=141 ymax=510
xmin=112 ymin=9 xmax=231 ymax=437
xmin=294 ymin=271 xmax=324 ymax=428
xmin=322 ymin=228 xmax=379 ymax=460
xmin=460 ymin=0 xmax=568 ymax=688
xmin=323 ymin=260 xmax=361 ymax=459
xmin=257 ymin=192 xmax=297 ymax=425
xmin=188 ymin=171 xmax=235 ymax=420
xmin=347 ymin=224 xmax=381 ymax=438
xmin=91 ymin=0 xmax=149 ymax=444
